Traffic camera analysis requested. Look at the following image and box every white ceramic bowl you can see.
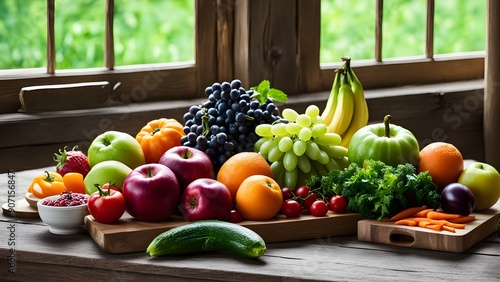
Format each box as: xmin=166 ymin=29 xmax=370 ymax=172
xmin=37 ymin=195 xmax=89 ymax=235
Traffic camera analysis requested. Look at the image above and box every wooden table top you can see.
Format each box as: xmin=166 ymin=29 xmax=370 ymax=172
xmin=1 ymin=167 xmax=499 ymax=281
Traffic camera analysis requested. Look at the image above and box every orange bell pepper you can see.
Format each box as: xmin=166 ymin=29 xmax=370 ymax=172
xmin=29 ymin=171 xmax=65 ymax=198
xmin=136 ymin=118 xmax=186 ymax=163
xmin=62 ymin=172 xmax=86 ymax=194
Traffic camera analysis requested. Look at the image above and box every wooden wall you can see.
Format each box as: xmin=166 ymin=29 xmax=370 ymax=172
xmin=0 ymin=80 xmax=485 ymax=172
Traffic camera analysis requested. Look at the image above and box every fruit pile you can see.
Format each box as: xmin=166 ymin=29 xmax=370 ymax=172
xmin=26 ymin=66 xmax=500 ymax=243
xmin=254 ymin=105 xmax=349 ymax=189
xmin=180 ymin=79 xmax=287 ymax=171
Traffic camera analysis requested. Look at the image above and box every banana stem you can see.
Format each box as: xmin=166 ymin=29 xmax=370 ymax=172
xmin=384 ymin=115 xmax=392 ymax=138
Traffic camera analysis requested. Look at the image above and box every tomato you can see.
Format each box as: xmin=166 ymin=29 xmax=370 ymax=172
xmin=281 ymin=199 xmax=302 ymax=218
xmin=294 ymin=186 xmax=310 ymax=199
xmin=226 ymin=210 xmax=243 ymax=223
xmin=302 ymin=193 xmax=318 ymax=209
xmin=309 ymin=200 xmax=328 ymax=217
xmin=329 ymin=195 xmax=348 ymax=213
xmin=281 ymin=187 xmax=293 ymax=201
xmin=88 ymin=183 xmax=126 ymax=224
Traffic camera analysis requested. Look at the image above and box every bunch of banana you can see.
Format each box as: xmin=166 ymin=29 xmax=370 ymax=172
xmin=321 ymin=57 xmax=369 ymax=148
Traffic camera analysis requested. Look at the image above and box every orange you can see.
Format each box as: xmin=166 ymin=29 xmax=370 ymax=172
xmin=217 ymin=152 xmax=274 ymax=199
xmin=235 ymin=175 xmax=283 ymax=220
xmin=417 ymin=142 xmax=464 ymax=192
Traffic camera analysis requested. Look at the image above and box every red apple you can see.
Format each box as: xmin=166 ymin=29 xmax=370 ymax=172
xmin=180 ymin=178 xmax=232 ymax=221
xmin=159 ymin=146 xmax=215 ymax=192
xmin=122 ymin=163 xmax=180 ymax=222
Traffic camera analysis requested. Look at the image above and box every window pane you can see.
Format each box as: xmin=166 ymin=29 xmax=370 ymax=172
xmin=114 ymin=0 xmax=195 ymax=65
xmin=0 ymin=0 xmax=47 ymax=69
xmin=320 ymin=0 xmax=375 ymax=63
xmin=434 ymin=0 xmax=485 ymax=54
xmin=382 ymin=0 xmax=426 ymax=58
xmin=55 ymin=0 xmax=105 ymax=69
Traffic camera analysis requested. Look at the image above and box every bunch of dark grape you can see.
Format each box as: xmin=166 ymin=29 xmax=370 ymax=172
xmin=42 ymin=192 xmax=89 ymax=207
xmin=181 ymin=79 xmax=282 ymax=171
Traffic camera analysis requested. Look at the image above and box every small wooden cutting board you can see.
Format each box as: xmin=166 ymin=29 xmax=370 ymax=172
xmin=2 ymin=199 xmax=40 ymax=219
xmin=357 ymin=201 xmax=500 ymax=253
xmin=84 ymin=211 xmax=365 ymax=254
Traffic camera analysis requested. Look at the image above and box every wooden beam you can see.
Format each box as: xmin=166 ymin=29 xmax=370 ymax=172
xmin=105 ymin=0 xmax=115 ymax=70
xmin=297 ymin=0 xmax=321 ymax=93
xmin=195 ymin=0 xmax=218 ymax=93
xmin=47 ymin=0 xmax=55 ymax=74
xmin=425 ymin=0 xmax=434 ymax=59
xmin=375 ymin=0 xmax=383 ymax=62
xmin=19 ymin=81 xmax=112 ymax=113
xmin=234 ymin=0 xmax=298 ymax=94
xmin=484 ymin=0 xmax=500 ymax=170
xmin=216 ymin=0 xmax=234 ymax=82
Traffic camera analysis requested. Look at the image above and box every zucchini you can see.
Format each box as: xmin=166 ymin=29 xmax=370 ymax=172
xmin=146 ymin=220 xmax=266 ymax=258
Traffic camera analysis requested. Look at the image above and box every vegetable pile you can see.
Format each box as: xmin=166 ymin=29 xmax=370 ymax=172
xmin=307 ymin=159 xmax=441 ymax=220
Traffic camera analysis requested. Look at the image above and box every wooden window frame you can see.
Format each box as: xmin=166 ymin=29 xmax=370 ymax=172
xmin=0 ymin=0 xmax=485 ymax=114
xmin=1 ymin=0 xmax=497 ymax=172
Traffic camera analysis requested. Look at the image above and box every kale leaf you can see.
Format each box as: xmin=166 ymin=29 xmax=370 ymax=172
xmin=306 ymin=159 xmax=441 ymax=220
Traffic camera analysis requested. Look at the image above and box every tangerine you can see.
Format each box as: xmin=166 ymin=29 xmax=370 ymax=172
xmin=235 ymin=175 xmax=283 ymax=220
xmin=217 ymin=152 xmax=274 ymax=199
xmin=418 ymin=142 xmax=464 ymax=192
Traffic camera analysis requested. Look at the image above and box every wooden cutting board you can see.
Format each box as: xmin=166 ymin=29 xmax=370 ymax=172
xmin=84 ymin=211 xmax=365 ymax=254
xmin=2 ymin=199 xmax=40 ymax=219
xmin=357 ymin=201 xmax=500 ymax=253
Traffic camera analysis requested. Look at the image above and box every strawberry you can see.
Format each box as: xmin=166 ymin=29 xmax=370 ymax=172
xmin=54 ymin=146 xmax=91 ymax=177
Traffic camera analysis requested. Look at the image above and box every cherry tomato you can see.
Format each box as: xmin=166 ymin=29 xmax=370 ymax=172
xmin=281 ymin=187 xmax=293 ymax=201
xmin=88 ymin=183 xmax=126 ymax=224
xmin=310 ymin=200 xmax=328 ymax=217
xmin=294 ymin=186 xmax=310 ymax=199
xmin=302 ymin=193 xmax=318 ymax=209
xmin=281 ymin=199 xmax=302 ymax=218
xmin=329 ymin=195 xmax=348 ymax=213
xmin=226 ymin=209 xmax=243 ymax=223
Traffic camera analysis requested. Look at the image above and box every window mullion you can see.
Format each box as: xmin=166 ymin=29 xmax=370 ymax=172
xmin=375 ymin=0 xmax=383 ymax=62
xmin=105 ymin=0 xmax=115 ymax=70
xmin=47 ymin=0 xmax=55 ymax=74
xmin=426 ymin=0 xmax=435 ymax=59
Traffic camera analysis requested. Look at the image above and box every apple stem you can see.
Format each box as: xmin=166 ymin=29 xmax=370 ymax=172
xmin=384 ymin=115 xmax=392 ymax=138
xmin=147 ymin=167 xmax=153 ymax=177
xmin=182 ymin=149 xmax=191 ymax=159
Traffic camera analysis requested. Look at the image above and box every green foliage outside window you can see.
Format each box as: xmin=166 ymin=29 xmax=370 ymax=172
xmin=0 ymin=0 xmax=486 ymax=70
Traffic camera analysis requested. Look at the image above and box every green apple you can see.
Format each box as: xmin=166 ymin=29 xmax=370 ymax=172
xmin=458 ymin=162 xmax=500 ymax=211
xmin=84 ymin=160 xmax=132 ymax=194
xmin=88 ymin=130 xmax=145 ymax=169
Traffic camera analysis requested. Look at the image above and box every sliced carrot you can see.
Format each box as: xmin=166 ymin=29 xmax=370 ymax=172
xmin=390 ymin=206 xmax=428 ymax=221
xmin=448 ymin=215 xmax=476 ymax=223
xmin=427 ymin=211 xmax=460 ymax=220
xmin=394 ymin=219 xmax=417 ymax=226
xmin=406 ymin=217 xmax=431 ymax=223
xmin=444 ymin=221 xmax=466 ymax=229
xmin=413 ymin=208 xmax=433 ymax=218
xmin=417 ymin=220 xmax=432 ymax=228
xmin=425 ymin=224 xmax=442 ymax=231
xmin=442 ymin=225 xmax=456 ymax=233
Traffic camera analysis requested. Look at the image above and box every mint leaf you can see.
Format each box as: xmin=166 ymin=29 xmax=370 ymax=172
xmin=267 ymin=88 xmax=288 ymax=103
xmin=250 ymin=79 xmax=288 ymax=104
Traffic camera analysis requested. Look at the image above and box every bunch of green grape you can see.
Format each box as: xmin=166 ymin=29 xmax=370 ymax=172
xmin=254 ymin=105 xmax=349 ymax=190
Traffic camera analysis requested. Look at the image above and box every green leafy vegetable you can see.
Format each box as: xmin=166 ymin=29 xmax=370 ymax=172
xmin=250 ymin=80 xmax=288 ymax=104
xmin=306 ymin=160 xmax=441 ymax=220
